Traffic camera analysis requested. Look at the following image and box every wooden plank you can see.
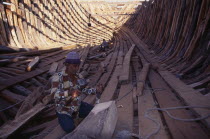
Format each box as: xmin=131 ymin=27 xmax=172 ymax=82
xmin=100 ymin=40 xmax=122 ymax=103
xmin=0 ymin=6 xmax=16 ymax=47
xmin=0 ymin=98 xmax=18 ymax=117
xmin=21 ymin=119 xmax=57 ymax=134
xmin=30 ymin=78 xmax=43 ymax=86
xmin=79 ymin=46 xmax=90 ymax=72
xmin=158 ymin=70 xmax=210 ymax=128
xmin=189 ymin=76 xmax=210 ymax=88
xmin=15 ymin=87 xmax=44 ymax=118
xmin=11 ymin=85 xmax=32 ymax=96
xmin=115 ymin=69 xmax=133 ymax=133
xmin=8 ymin=50 xmax=64 ymax=68
xmin=0 ymin=112 xmax=8 ymax=123
xmin=138 ymin=85 xmax=169 ymax=139
xmin=0 ymin=48 xmax=62 ymax=56
xmin=87 ymin=52 xmax=113 ymax=87
xmin=48 ymin=62 xmax=59 ymax=75
xmin=43 ymin=124 xmax=66 ymax=139
xmin=0 ymin=52 xmax=69 ymax=91
xmin=0 ymin=103 xmax=46 ymax=138
xmin=123 ymin=26 xmax=210 ymax=127
xmin=84 ymin=47 xmax=118 ymax=104
xmin=26 ymin=56 xmax=40 ymax=71
xmin=100 ymin=65 xmax=122 ymax=103
xmin=0 ymin=68 xmax=19 ymax=76
xmin=136 ymin=63 xmax=150 ymax=96
xmin=62 ymin=101 xmax=117 ymax=139
xmin=149 ymin=70 xmax=209 ymax=138
xmin=119 ymin=44 xmax=135 ymax=84
xmin=1 ymin=67 xmax=25 ymax=74
xmin=79 ymin=1 xmax=143 ymax=4
xmin=0 ymin=90 xmax=25 ymax=103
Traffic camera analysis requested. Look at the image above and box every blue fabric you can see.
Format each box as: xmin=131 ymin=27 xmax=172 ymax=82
xmin=56 ymin=101 xmax=93 ymax=133
xmin=56 ymin=112 xmax=75 ymax=133
xmin=79 ymin=101 xmax=94 ymax=118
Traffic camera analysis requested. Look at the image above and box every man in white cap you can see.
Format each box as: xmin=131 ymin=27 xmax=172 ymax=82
xmin=49 ymin=51 xmax=103 ymax=132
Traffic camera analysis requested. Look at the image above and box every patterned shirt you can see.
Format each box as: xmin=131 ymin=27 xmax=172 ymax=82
xmin=51 ymin=70 xmax=96 ymax=117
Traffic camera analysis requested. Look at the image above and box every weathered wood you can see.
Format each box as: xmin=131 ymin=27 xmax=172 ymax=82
xmin=62 ymin=101 xmax=117 ymax=139
xmin=1 ymin=48 xmax=62 ymax=56
xmin=30 ymin=78 xmax=43 ymax=86
xmin=48 ymin=62 xmax=58 ymax=75
xmin=100 ymin=40 xmax=122 ymax=102
xmin=132 ymin=87 xmax=137 ymax=104
xmin=1 ymin=67 xmax=25 ymax=74
xmin=21 ymin=119 xmax=57 ymax=134
xmin=138 ymin=85 xmax=169 ymax=139
xmin=158 ymin=69 xmax=210 ymax=128
xmin=0 ymin=45 xmax=17 ymax=54
xmin=0 ymin=52 xmax=69 ymax=91
xmin=15 ymin=87 xmax=44 ymax=118
xmin=26 ymin=56 xmax=40 ymax=71
xmin=0 ymin=59 xmax=13 ymax=66
xmin=189 ymin=76 xmax=210 ymax=88
xmin=149 ymin=70 xmax=209 ymax=138
xmin=115 ymin=71 xmax=133 ymax=134
xmin=136 ymin=63 xmax=150 ymax=96
xmin=11 ymin=85 xmax=32 ymax=96
xmin=78 ymin=70 xmax=89 ymax=79
xmin=0 ymin=98 xmax=18 ymax=117
xmin=84 ymin=44 xmax=118 ymax=104
xmin=124 ymin=26 xmax=210 ymax=127
xmin=87 ymin=52 xmax=113 ymax=87
xmin=119 ymin=44 xmax=135 ymax=84
xmin=0 ymin=90 xmax=25 ymax=104
xmin=101 ymin=65 xmax=122 ymax=103
xmin=43 ymin=124 xmax=66 ymax=139
xmin=88 ymin=52 xmax=106 ymax=60
xmin=0 ymin=103 xmax=46 ymax=138
xmin=79 ymin=45 xmax=90 ymax=72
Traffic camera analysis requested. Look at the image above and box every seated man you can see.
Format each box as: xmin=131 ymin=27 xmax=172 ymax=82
xmin=100 ymin=39 xmax=109 ymax=52
xmin=50 ymin=52 xmax=102 ymax=132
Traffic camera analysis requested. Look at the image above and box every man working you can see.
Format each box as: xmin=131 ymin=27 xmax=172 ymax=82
xmin=100 ymin=39 xmax=109 ymax=52
xmin=49 ymin=52 xmax=102 ymax=132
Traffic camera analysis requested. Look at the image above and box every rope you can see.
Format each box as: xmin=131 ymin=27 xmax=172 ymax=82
xmin=0 ymin=101 xmax=23 ymax=112
xmin=143 ymin=106 xmax=210 ymax=139
xmin=126 ymin=106 xmax=210 ymax=139
xmin=115 ymin=85 xmax=210 ymax=139
xmin=116 ymin=87 xmax=134 ymax=102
